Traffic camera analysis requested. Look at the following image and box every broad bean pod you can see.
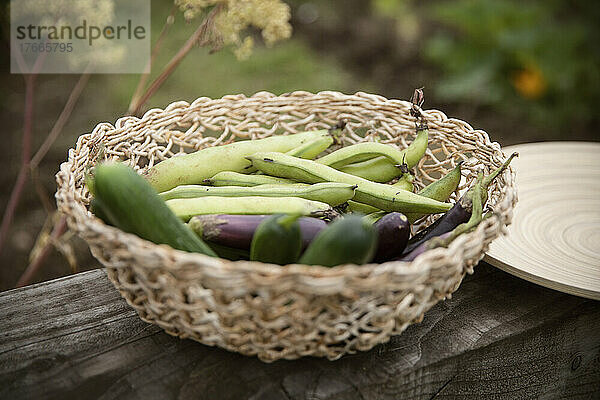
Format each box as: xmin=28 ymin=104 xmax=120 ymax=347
xmin=159 ymin=182 xmax=356 ymax=206
xmin=166 ymin=196 xmax=335 ymax=221
xmin=145 ymin=130 xmax=329 ymax=192
xmin=247 ymin=152 xmax=452 ymax=214
xmin=338 ymin=127 xmax=428 ymax=182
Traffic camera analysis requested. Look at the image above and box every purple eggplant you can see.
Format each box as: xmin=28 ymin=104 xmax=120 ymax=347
xmin=399 ymin=184 xmax=487 ymax=262
xmin=402 ymin=200 xmax=471 ymax=254
xmin=398 ymin=232 xmax=452 ymax=262
xmin=373 ymin=212 xmax=410 ymax=262
xmin=402 ymin=152 xmax=517 ymax=256
xmin=188 ymin=214 xmax=327 ymax=250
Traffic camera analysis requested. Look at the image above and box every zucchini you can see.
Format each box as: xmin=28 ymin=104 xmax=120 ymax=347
xmin=299 ymin=215 xmax=377 ymax=267
xmin=250 ymin=214 xmax=302 ymax=265
xmin=92 ymin=163 xmax=216 ymax=256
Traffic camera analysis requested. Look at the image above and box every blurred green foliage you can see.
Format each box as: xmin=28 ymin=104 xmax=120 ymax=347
xmin=108 ymin=0 xmax=359 ymax=110
xmin=110 ymin=39 xmax=355 ymax=108
xmin=424 ymin=0 xmax=600 ymax=130
xmin=373 ymin=0 xmax=420 ymax=42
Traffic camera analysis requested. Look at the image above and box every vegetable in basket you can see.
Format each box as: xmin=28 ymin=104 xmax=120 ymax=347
xmin=90 ymin=162 xmax=216 ymax=256
xmin=317 ymin=141 xmax=410 ymax=169
xmin=299 ymin=215 xmax=377 ymax=267
xmin=208 ymin=242 xmax=250 ymax=261
xmin=243 ymin=133 xmax=335 ymax=173
xmin=159 ymin=182 xmax=356 ymax=207
xmin=402 ymin=153 xmax=518 ymax=256
xmin=90 ymin=198 xmax=112 ymax=226
xmin=405 ymin=160 xmax=463 ymax=223
xmin=286 ymin=134 xmax=335 ymax=159
xmin=392 ymin=172 xmax=415 ymax=192
xmin=372 ymin=212 xmax=411 ymax=262
xmin=188 ymin=214 xmax=327 ymax=251
xmin=204 ymin=171 xmax=298 ymax=187
xmin=145 ymin=130 xmax=331 ymax=192
xmin=166 ymin=196 xmax=336 ymax=222
xmin=362 ymin=211 xmax=387 ymax=224
xmin=337 ymin=124 xmax=428 ymax=182
xmin=250 ymin=214 xmax=303 ymax=265
xmin=399 ymin=176 xmax=488 ymax=262
xmin=346 ymin=200 xmax=381 ymax=214
xmin=246 ymin=152 xmax=452 ymax=214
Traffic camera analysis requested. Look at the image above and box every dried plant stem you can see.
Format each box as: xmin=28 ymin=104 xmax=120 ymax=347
xmin=21 ymin=76 xmax=35 ymax=166
xmin=130 ymin=5 xmax=223 ymax=116
xmin=128 ymin=5 xmax=177 ymax=114
xmin=16 ymin=215 xmax=67 ymax=287
xmin=30 ymin=69 xmax=91 ymax=169
xmin=1 ymin=68 xmax=89 ymax=257
xmin=16 ymin=70 xmax=91 ymax=286
xmin=0 ymin=49 xmax=51 ymax=256
xmin=0 ymin=75 xmax=36 ymax=256
xmin=31 ymin=167 xmax=54 ymax=215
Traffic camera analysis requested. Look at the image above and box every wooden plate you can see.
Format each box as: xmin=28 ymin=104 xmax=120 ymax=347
xmin=484 ymin=142 xmax=600 ymax=300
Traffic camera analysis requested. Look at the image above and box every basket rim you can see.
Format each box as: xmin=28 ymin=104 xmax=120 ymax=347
xmin=55 ymin=90 xmax=517 ymax=282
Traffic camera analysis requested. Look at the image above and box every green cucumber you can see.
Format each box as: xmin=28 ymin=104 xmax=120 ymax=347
xmin=299 ymin=215 xmax=377 ymax=267
xmin=207 ymin=242 xmax=250 ymax=261
xmin=90 ymin=197 xmax=114 ymax=226
xmin=92 ymin=162 xmax=216 ymax=256
xmin=250 ymin=214 xmax=302 ymax=265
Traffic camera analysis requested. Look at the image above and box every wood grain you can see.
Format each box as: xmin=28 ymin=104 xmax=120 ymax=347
xmin=486 ymin=142 xmax=600 ymax=300
xmin=0 ymin=263 xmax=598 ymax=400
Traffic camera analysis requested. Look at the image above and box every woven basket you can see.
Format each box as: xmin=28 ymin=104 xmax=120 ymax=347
xmin=55 ymin=91 xmax=516 ymax=362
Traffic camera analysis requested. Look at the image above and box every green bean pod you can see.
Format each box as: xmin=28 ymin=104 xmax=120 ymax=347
xmin=145 ymin=130 xmax=330 ymax=192
xmin=338 ymin=127 xmax=428 ymax=182
xmin=392 ymin=173 xmax=415 ymax=192
xmin=204 ymin=171 xmax=299 ymax=187
xmin=362 ymin=211 xmax=387 ymax=224
xmin=286 ymin=135 xmax=335 ymax=159
xmin=159 ymin=182 xmax=356 ymax=206
xmin=405 ymin=161 xmax=463 ymax=223
xmin=346 ymin=200 xmax=381 ymax=214
xmin=317 ymin=142 xmax=406 ymax=169
xmin=166 ymin=196 xmax=335 ymax=221
xmin=244 ymin=134 xmax=335 ymax=173
xmin=339 ymin=157 xmax=397 ymax=182
xmin=247 ymin=152 xmax=452 ymax=214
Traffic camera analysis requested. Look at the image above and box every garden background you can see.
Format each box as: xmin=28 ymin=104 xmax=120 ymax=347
xmin=0 ymin=0 xmax=598 ymax=289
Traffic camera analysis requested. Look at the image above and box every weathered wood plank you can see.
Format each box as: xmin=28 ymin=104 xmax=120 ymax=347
xmin=0 ymin=263 xmax=598 ymax=400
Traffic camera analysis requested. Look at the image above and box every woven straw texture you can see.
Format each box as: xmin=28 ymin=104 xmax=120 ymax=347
xmin=55 ymin=91 xmax=517 ymax=362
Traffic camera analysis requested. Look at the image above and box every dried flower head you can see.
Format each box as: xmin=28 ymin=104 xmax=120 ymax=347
xmin=174 ymin=0 xmax=292 ymax=59
xmin=234 ymin=36 xmax=254 ymax=60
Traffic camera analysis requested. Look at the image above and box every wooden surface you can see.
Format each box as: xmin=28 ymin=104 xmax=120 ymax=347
xmin=1 ymin=263 xmax=599 ymax=400
xmin=486 ymin=142 xmax=600 ymax=300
